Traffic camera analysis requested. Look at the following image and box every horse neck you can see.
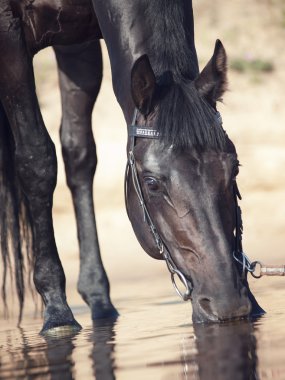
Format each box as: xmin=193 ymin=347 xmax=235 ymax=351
xmin=92 ymin=0 xmax=199 ymax=122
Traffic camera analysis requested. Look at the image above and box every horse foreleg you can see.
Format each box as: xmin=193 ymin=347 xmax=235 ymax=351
xmin=0 ymin=3 xmax=80 ymax=334
xmin=54 ymin=41 xmax=118 ymax=320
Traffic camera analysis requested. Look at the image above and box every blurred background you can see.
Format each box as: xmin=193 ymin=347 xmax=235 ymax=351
xmin=20 ymin=0 xmax=285 ymax=316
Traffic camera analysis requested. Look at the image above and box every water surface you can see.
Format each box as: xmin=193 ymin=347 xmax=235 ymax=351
xmin=0 ymin=279 xmax=284 ymax=380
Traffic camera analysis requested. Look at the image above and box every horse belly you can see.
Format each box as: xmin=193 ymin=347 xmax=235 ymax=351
xmin=10 ymin=0 xmax=102 ymax=54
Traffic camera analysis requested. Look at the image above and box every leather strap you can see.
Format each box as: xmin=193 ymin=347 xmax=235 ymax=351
xmin=128 ymin=125 xmax=160 ymax=139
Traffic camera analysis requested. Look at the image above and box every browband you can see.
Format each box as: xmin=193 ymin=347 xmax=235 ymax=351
xmin=128 ymin=125 xmax=160 ymax=139
xmin=128 ymin=110 xmax=223 ymax=140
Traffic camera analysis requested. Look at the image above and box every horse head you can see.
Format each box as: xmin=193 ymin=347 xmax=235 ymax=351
xmin=126 ymin=40 xmax=264 ymax=323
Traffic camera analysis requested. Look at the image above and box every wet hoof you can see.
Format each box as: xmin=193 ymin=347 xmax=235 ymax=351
xmin=91 ymin=303 xmax=119 ymax=320
xmin=40 ymin=323 xmax=82 ymax=338
xmin=40 ymin=318 xmax=82 ymax=336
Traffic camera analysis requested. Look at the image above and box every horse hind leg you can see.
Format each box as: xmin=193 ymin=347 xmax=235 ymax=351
xmin=0 ymin=4 xmax=80 ymax=334
xmin=54 ymin=41 xmax=118 ymax=320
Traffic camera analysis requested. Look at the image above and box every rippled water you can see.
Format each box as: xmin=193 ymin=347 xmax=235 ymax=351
xmin=0 ymin=278 xmax=285 ymax=380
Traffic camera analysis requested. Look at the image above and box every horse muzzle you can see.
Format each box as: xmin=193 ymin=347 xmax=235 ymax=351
xmin=191 ymin=286 xmax=252 ymax=323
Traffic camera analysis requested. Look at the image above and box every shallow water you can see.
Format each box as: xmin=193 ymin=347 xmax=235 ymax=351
xmin=0 ymin=279 xmax=285 ymax=380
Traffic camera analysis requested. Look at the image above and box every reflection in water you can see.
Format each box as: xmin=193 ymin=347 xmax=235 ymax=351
xmin=0 ymin=318 xmax=117 ymax=379
xmin=2 ymin=328 xmax=78 ymax=379
xmin=35 ymin=319 xmax=117 ymax=380
xmin=192 ymin=322 xmax=258 ymax=380
xmin=44 ymin=318 xmax=117 ymax=380
xmin=0 ymin=289 xmax=284 ymax=380
xmin=44 ymin=333 xmax=77 ymax=379
xmin=89 ymin=319 xmax=116 ymax=380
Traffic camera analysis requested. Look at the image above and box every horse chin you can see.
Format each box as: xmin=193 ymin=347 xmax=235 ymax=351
xmin=191 ymin=308 xmax=251 ymax=325
xmin=192 ymin=310 xmax=265 ymax=325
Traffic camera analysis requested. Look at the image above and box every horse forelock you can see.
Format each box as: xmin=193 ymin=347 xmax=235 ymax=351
xmin=155 ymin=80 xmax=227 ymax=152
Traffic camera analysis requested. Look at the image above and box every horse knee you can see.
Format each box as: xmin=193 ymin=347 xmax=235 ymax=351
xmin=15 ymin=139 xmax=57 ymax=201
xmin=61 ymin=128 xmax=97 ymax=190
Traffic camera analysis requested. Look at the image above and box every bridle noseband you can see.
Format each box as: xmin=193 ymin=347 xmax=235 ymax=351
xmin=125 ymin=109 xmax=250 ymax=302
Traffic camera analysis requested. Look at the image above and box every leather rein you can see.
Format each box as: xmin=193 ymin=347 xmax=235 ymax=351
xmin=124 ymin=109 xmax=282 ymax=302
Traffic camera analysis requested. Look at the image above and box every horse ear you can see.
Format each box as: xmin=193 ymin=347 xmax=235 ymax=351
xmin=195 ymin=39 xmax=228 ymax=106
xmin=131 ymin=55 xmax=156 ymax=116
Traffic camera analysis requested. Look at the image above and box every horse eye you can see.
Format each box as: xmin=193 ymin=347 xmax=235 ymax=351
xmin=144 ymin=177 xmax=160 ymax=191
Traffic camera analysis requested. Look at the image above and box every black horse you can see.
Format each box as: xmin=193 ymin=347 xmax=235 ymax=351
xmin=0 ymin=0 xmax=264 ymax=334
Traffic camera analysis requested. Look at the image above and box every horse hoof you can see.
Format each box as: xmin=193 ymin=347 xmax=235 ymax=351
xmin=91 ymin=304 xmax=119 ymax=320
xmin=40 ymin=320 xmax=82 ymax=337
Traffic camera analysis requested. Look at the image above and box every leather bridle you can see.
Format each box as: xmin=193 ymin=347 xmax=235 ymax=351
xmin=124 ymin=109 xmax=250 ymax=301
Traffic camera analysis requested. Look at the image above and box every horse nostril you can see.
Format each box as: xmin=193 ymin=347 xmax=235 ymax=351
xmin=198 ymin=297 xmax=214 ymax=317
xmin=196 ymin=291 xmax=251 ymax=322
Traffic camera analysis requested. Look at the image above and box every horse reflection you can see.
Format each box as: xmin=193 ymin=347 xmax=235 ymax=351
xmin=0 ymin=318 xmax=260 ymax=379
xmin=43 ymin=334 xmax=77 ymax=379
xmin=181 ymin=322 xmax=258 ymax=380
xmin=89 ymin=319 xmax=116 ymax=380
xmin=0 ymin=319 xmax=117 ymax=379
xmin=43 ymin=319 xmax=117 ymax=380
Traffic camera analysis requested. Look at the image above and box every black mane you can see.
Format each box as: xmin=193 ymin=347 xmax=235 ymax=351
xmin=155 ymin=79 xmax=226 ymax=151
xmin=145 ymin=0 xmax=199 ymax=79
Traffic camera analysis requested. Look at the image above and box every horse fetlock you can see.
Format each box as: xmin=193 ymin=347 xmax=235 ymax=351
xmin=78 ymin=289 xmax=119 ymax=319
xmin=78 ymin=282 xmax=119 ymax=320
xmin=91 ymin=300 xmax=119 ymax=320
xmin=77 ymin=273 xmax=111 ymax=306
xmin=36 ymin=279 xmax=80 ymax=334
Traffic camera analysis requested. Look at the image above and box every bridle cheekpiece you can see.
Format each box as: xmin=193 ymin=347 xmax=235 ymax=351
xmin=125 ymin=109 xmax=193 ymax=301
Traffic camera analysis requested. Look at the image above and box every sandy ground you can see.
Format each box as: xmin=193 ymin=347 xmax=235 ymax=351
xmin=2 ymin=0 xmax=285 ymax=319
